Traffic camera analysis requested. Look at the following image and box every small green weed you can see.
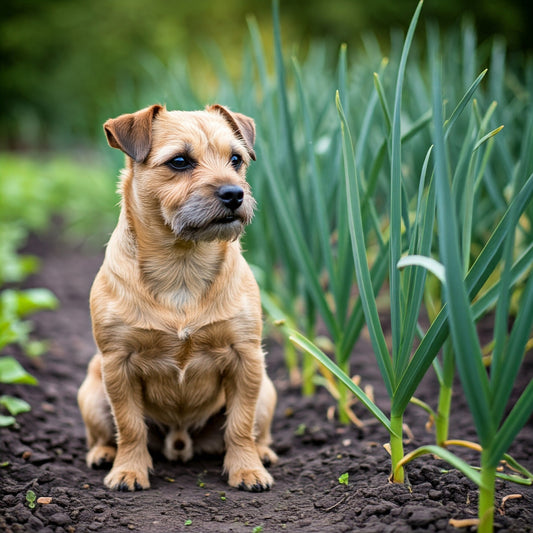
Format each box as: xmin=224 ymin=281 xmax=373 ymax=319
xmin=196 ymin=470 xmax=207 ymax=488
xmin=25 ymin=490 xmax=36 ymax=509
xmin=294 ymin=423 xmax=306 ymax=436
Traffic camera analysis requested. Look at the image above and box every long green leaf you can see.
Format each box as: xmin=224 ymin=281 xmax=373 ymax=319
xmin=373 ymin=73 xmax=392 ymax=134
xmin=473 ymin=126 xmax=505 ymax=152
xmin=356 ymin=76 xmax=381 ymax=168
xmin=491 ymin=263 xmax=533 ymax=427
xmin=489 ymin=379 xmax=533 ymax=468
xmin=288 ymin=330 xmax=394 ymax=434
xmin=292 ymin=59 xmax=337 ymax=300
xmin=337 ymin=92 xmax=394 ymax=396
xmin=466 ymin=174 xmax=533 ymax=297
xmin=397 ymin=146 xmax=436 ymax=371
xmin=430 ymin=28 xmax=493 ymax=446
xmin=489 ymin=173 xmax=521 ymax=408
xmin=401 ymin=109 xmax=432 ymax=144
xmin=471 ymin=241 xmax=533 ymax=322
xmin=335 ymin=44 xmax=355 ymax=328
xmin=339 ymin=244 xmax=390 ymax=364
xmin=444 ymin=69 xmax=488 ymax=140
xmin=393 ymin=230 xmax=533 ymax=416
xmin=271 ymin=0 xmax=301 ymax=214
xmin=398 ymin=255 xmax=445 ymax=283
xmin=390 ymin=0 xmax=424 ymax=377
xmin=400 ymin=445 xmax=484 ymax=487
xmin=502 ymin=453 xmax=533 ymax=483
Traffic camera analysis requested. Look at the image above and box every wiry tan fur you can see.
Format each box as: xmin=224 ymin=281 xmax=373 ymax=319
xmin=77 ymin=104 xmax=277 ymax=492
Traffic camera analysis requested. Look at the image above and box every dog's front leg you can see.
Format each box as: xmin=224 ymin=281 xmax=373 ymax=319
xmin=223 ymin=343 xmax=273 ymax=492
xmin=101 ymin=353 xmax=152 ymax=491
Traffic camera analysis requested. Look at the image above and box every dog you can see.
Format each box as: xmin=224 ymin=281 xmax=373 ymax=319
xmin=77 ymin=104 xmax=277 ymax=492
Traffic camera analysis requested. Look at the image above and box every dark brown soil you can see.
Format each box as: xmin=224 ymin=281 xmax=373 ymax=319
xmin=1 ymin=237 xmax=532 ymax=532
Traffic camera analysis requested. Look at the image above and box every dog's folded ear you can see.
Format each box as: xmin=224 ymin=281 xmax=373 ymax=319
xmin=104 ymin=104 xmax=164 ymax=163
xmin=207 ymin=105 xmax=256 ymax=161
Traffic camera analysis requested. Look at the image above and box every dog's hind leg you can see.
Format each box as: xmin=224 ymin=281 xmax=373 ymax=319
xmin=254 ymin=374 xmax=278 ymax=466
xmin=77 ymin=353 xmax=116 ymax=468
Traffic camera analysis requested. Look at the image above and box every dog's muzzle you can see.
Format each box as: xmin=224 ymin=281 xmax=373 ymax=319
xmin=170 ymin=188 xmax=255 ymax=242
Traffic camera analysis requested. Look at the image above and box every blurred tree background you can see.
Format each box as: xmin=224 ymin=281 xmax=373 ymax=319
xmin=1 ymin=0 xmax=531 ymax=150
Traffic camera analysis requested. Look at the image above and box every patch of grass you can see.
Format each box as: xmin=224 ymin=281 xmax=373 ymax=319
xmin=280 ymin=3 xmax=533 ymax=531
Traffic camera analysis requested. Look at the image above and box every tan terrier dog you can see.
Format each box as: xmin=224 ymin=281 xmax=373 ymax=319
xmin=77 ymin=104 xmax=277 ymax=492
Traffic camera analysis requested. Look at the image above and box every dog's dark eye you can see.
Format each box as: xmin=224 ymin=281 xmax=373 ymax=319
xmin=230 ymin=154 xmax=243 ymax=170
xmin=167 ymin=156 xmax=193 ymax=171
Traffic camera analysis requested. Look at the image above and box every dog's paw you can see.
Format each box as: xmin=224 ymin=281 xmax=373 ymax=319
xmin=256 ymin=444 xmax=278 ymax=467
xmin=228 ymin=467 xmax=273 ymax=492
xmin=104 ymin=467 xmax=150 ymax=491
xmin=87 ymin=445 xmax=116 ymax=469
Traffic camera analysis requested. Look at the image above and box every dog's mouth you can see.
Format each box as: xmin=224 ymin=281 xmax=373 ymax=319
xmin=213 ymin=214 xmax=240 ymax=225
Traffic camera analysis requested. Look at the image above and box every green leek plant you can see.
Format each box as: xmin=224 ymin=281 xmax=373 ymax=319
xmin=236 ymin=3 xmax=384 ymax=406
xmin=392 ymin=29 xmax=533 ymax=533
xmin=283 ymin=2 xmax=533 ymax=493
xmin=252 ymin=2 xmax=435 ymax=418
xmin=286 ymin=1 xmax=432 ymax=480
xmin=404 ymin=23 xmax=533 ymax=449
xmin=274 ymin=3 xmax=428 ymax=482
xmin=424 ymin=79 xmax=506 ymax=446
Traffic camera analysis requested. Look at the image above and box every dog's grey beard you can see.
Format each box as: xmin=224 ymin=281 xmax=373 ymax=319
xmin=176 ymin=220 xmax=244 ymax=242
xmin=169 ymin=194 xmax=255 ymax=242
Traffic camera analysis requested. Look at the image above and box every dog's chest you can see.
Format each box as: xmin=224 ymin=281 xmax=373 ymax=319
xmin=130 ymin=325 xmax=232 ymax=424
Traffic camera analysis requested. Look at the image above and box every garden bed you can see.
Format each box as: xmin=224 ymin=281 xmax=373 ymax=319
xmin=1 ymin=239 xmax=532 ymax=532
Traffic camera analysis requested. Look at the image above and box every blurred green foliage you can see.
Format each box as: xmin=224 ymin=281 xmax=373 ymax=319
xmin=0 ymin=288 xmax=58 ymax=360
xmin=0 ymin=152 xmax=118 ymax=425
xmin=0 ymin=153 xmax=118 ymax=249
xmin=0 ymin=151 xmax=117 ymax=346
xmin=0 ymin=152 xmax=117 ymax=358
xmin=1 ymin=0 xmax=531 ymax=149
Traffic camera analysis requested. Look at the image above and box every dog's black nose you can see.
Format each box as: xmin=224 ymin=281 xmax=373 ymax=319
xmin=216 ymin=185 xmax=244 ymax=211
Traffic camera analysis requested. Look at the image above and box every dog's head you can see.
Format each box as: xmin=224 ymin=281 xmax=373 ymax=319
xmin=104 ymin=104 xmax=257 ymax=242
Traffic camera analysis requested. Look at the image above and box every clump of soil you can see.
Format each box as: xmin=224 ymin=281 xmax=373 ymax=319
xmin=1 ymin=239 xmax=532 ymax=532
